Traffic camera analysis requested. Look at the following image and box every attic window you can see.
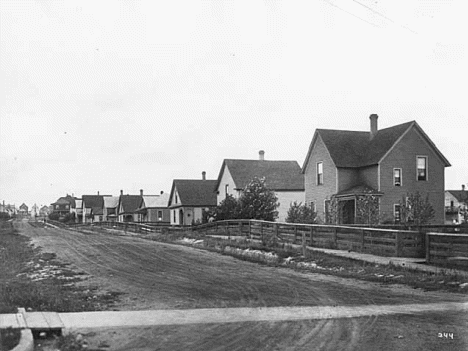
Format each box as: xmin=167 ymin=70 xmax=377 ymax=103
xmin=417 ymin=156 xmax=428 ymax=181
xmin=317 ymin=162 xmax=323 ymax=185
xmin=394 ymin=168 xmax=402 ymax=186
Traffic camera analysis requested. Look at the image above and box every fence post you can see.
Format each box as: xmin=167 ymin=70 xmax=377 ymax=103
xmin=294 ymin=225 xmax=298 ymax=245
xmin=239 ymin=221 xmax=242 ymax=236
xmin=395 ymin=231 xmax=402 ymax=257
xmin=361 ymin=229 xmax=365 ymax=252
xmin=310 ymin=226 xmax=313 ymax=247
xmin=333 ymin=227 xmax=338 ymax=249
xmin=425 ymin=233 xmax=430 ymax=263
xmin=261 ymin=221 xmax=264 ymax=243
xmin=276 ymin=223 xmax=280 ymax=243
xmin=302 ymin=232 xmax=307 ymax=257
xmin=249 ymin=221 xmax=252 ymax=239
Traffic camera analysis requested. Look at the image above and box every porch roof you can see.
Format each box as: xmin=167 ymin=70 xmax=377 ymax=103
xmin=335 ymin=184 xmax=383 ymax=198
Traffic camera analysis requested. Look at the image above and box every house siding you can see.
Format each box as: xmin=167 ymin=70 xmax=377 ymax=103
xmin=304 ymin=134 xmax=337 ymax=221
xmin=276 ymin=191 xmax=305 ymax=222
xmin=379 ymin=127 xmax=446 ymax=224
xmin=337 ymin=168 xmax=359 ymax=192
xmin=216 ymin=166 xmax=238 ymax=204
xmin=359 ymin=165 xmax=379 ymax=190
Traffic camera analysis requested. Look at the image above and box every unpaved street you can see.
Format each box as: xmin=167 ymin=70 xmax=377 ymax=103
xmin=16 ymin=220 xmax=468 ymax=350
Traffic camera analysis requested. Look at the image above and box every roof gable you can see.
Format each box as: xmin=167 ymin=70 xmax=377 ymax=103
xmin=216 ymin=159 xmax=304 ymax=191
xmin=169 ymin=179 xmax=218 ymax=207
xmin=141 ymin=194 xmax=170 ymax=208
xmin=447 ymin=190 xmax=468 ymax=203
xmin=119 ymin=195 xmax=143 ymax=213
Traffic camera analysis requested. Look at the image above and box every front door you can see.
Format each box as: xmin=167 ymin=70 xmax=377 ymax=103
xmin=179 ymin=209 xmax=184 ymax=226
xmin=341 ymin=199 xmax=355 ymax=224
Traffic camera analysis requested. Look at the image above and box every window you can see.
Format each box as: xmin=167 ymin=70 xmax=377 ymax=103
xmin=394 ymin=204 xmax=401 ymax=223
xmin=175 ymin=194 xmax=178 ymax=204
xmin=317 ymin=162 xmax=323 ymax=185
xmin=173 ymin=210 xmax=176 ymax=223
xmin=225 ymin=184 xmax=229 ymax=197
xmin=417 ymin=156 xmax=427 ymax=181
xmin=394 ymin=168 xmax=402 ymax=186
xmin=310 ymin=201 xmax=316 ymax=212
xmin=55 ymin=205 xmax=59 ymax=209
xmin=158 ymin=211 xmax=163 ymax=221
xmin=65 ymin=205 xmax=69 ymax=209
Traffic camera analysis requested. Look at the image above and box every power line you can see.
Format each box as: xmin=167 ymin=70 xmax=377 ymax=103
xmin=322 ymin=0 xmax=379 ymax=28
xmin=352 ymin=0 xmax=418 ymax=34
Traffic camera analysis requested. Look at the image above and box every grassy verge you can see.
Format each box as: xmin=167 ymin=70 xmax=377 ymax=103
xmin=0 ymin=328 xmax=21 ymax=351
xmin=123 ymin=228 xmax=468 ymax=294
xmin=0 ymin=220 xmax=121 ymax=314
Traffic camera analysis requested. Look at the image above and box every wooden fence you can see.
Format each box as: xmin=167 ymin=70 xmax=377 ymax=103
xmin=426 ymin=232 xmax=468 ymax=267
xmin=193 ymin=220 xmax=424 ymax=258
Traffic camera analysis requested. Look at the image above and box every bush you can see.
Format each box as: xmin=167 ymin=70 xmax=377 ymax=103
xmin=48 ymin=212 xmax=60 ymax=221
xmin=286 ymin=201 xmax=317 ymax=224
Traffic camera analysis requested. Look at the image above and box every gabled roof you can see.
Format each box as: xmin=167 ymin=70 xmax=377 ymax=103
xmin=216 ymin=159 xmax=304 ymax=191
xmin=52 ymin=195 xmax=76 ymax=207
xmin=303 ymin=120 xmax=451 ymax=170
xmin=103 ymin=196 xmax=119 ymax=208
xmin=447 ymin=190 xmax=468 ymax=203
xmin=82 ymin=195 xmax=105 ymax=209
xmin=119 ymin=195 xmax=143 ymax=214
xmin=169 ymin=180 xmax=218 ymax=207
xmin=140 ymin=194 xmax=170 ymax=208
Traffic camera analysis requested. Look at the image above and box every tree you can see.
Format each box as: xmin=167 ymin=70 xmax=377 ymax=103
xmin=399 ymin=192 xmax=435 ymax=226
xmin=237 ymin=177 xmax=279 ymax=221
xmin=213 ymin=194 xmax=240 ymax=221
xmin=286 ymin=201 xmax=317 ymax=224
xmin=355 ymin=192 xmax=381 ymax=226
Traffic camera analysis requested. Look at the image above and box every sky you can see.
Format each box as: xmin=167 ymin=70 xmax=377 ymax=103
xmin=1 ymin=0 xmax=467 ymax=208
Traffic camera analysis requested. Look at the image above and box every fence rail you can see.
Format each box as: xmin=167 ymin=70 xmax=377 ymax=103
xmin=193 ymin=220 xmax=424 ymax=258
xmin=426 ymin=232 xmax=468 ymax=267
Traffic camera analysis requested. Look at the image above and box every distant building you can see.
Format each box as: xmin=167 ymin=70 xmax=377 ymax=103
xmin=168 ymin=173 xmax=217 ymax=226
xmin=445 ymin=185 xmax=468 ymax=224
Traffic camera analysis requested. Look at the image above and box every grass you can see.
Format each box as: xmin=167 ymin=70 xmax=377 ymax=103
xmin=0 ymin=328 xmax=21 ymax=351
xmin=0 ymin=220 xmax=121 ymax=314
xmin=149 ymin=231 xmax=468 ymax=294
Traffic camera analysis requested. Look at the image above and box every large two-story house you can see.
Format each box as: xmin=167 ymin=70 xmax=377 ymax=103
xmin=214 ymin=151 xmax=305 ymax=222
xmin=302 ymin=114 xmax=451 ymax=224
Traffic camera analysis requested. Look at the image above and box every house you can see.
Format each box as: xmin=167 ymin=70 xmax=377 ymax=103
xmin=302 ymin=114 xmax=451 ymax=224
xmin=51 ymin=195 xmax=76 ymax=217
xmin=135 ymin=192 xmax=170 ymax=223
xmin=82 ymin=194 xmax=108 ymax=223
xmin=168 ymin=172 xmax=217 ymax=225
xmin=103 ymin=196 xmax=119 ymax=222
xmin=39 ymin=205 xmax=50 ymax=217
xmin=214 ymin=151 xmax=305 ymax=222
xmin=1 ymin=203 xmax=16 ymax=217
xmin=117 ymin=190 xmax=143 ymax=222
xmin=30 ymin=204 xmax=39 ymax=217
xmin=73 ymin=199 xmax=83 ymax=223
xmin=445 ymin=185 xmax=468 ymax=224
xmin=19 ymin=203 xmax=29 ymax=216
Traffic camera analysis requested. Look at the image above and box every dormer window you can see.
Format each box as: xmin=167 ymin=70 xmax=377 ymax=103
xmin=394 ymin=168 xmax=402 ymax=186
xmin=417 ymin=156 xmax=428 ymax=181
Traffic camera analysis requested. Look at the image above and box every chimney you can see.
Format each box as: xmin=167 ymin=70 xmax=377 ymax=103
xmin=369 ymin=114 xmax=378 ymax=140
xmin=259 ymin=150 xmax=265 ymax=161
xmin=120 ymin=190 xmax=123 ymax=196
xmin=463 ymin=184 xmax=466 ymax=191
xmin=97 ymin=191 xmax=100 ymax=196
xmin=160 ymin=190 xmax=164 ymax=195
xmin=202 ymin=171 xmax=206 ymax=181
xmin=140 ymin=189 xmax=143 ymax=196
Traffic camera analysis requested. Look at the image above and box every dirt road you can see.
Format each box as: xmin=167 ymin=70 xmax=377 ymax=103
xmin=16 ymin=220 xmax=467 ymax=350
